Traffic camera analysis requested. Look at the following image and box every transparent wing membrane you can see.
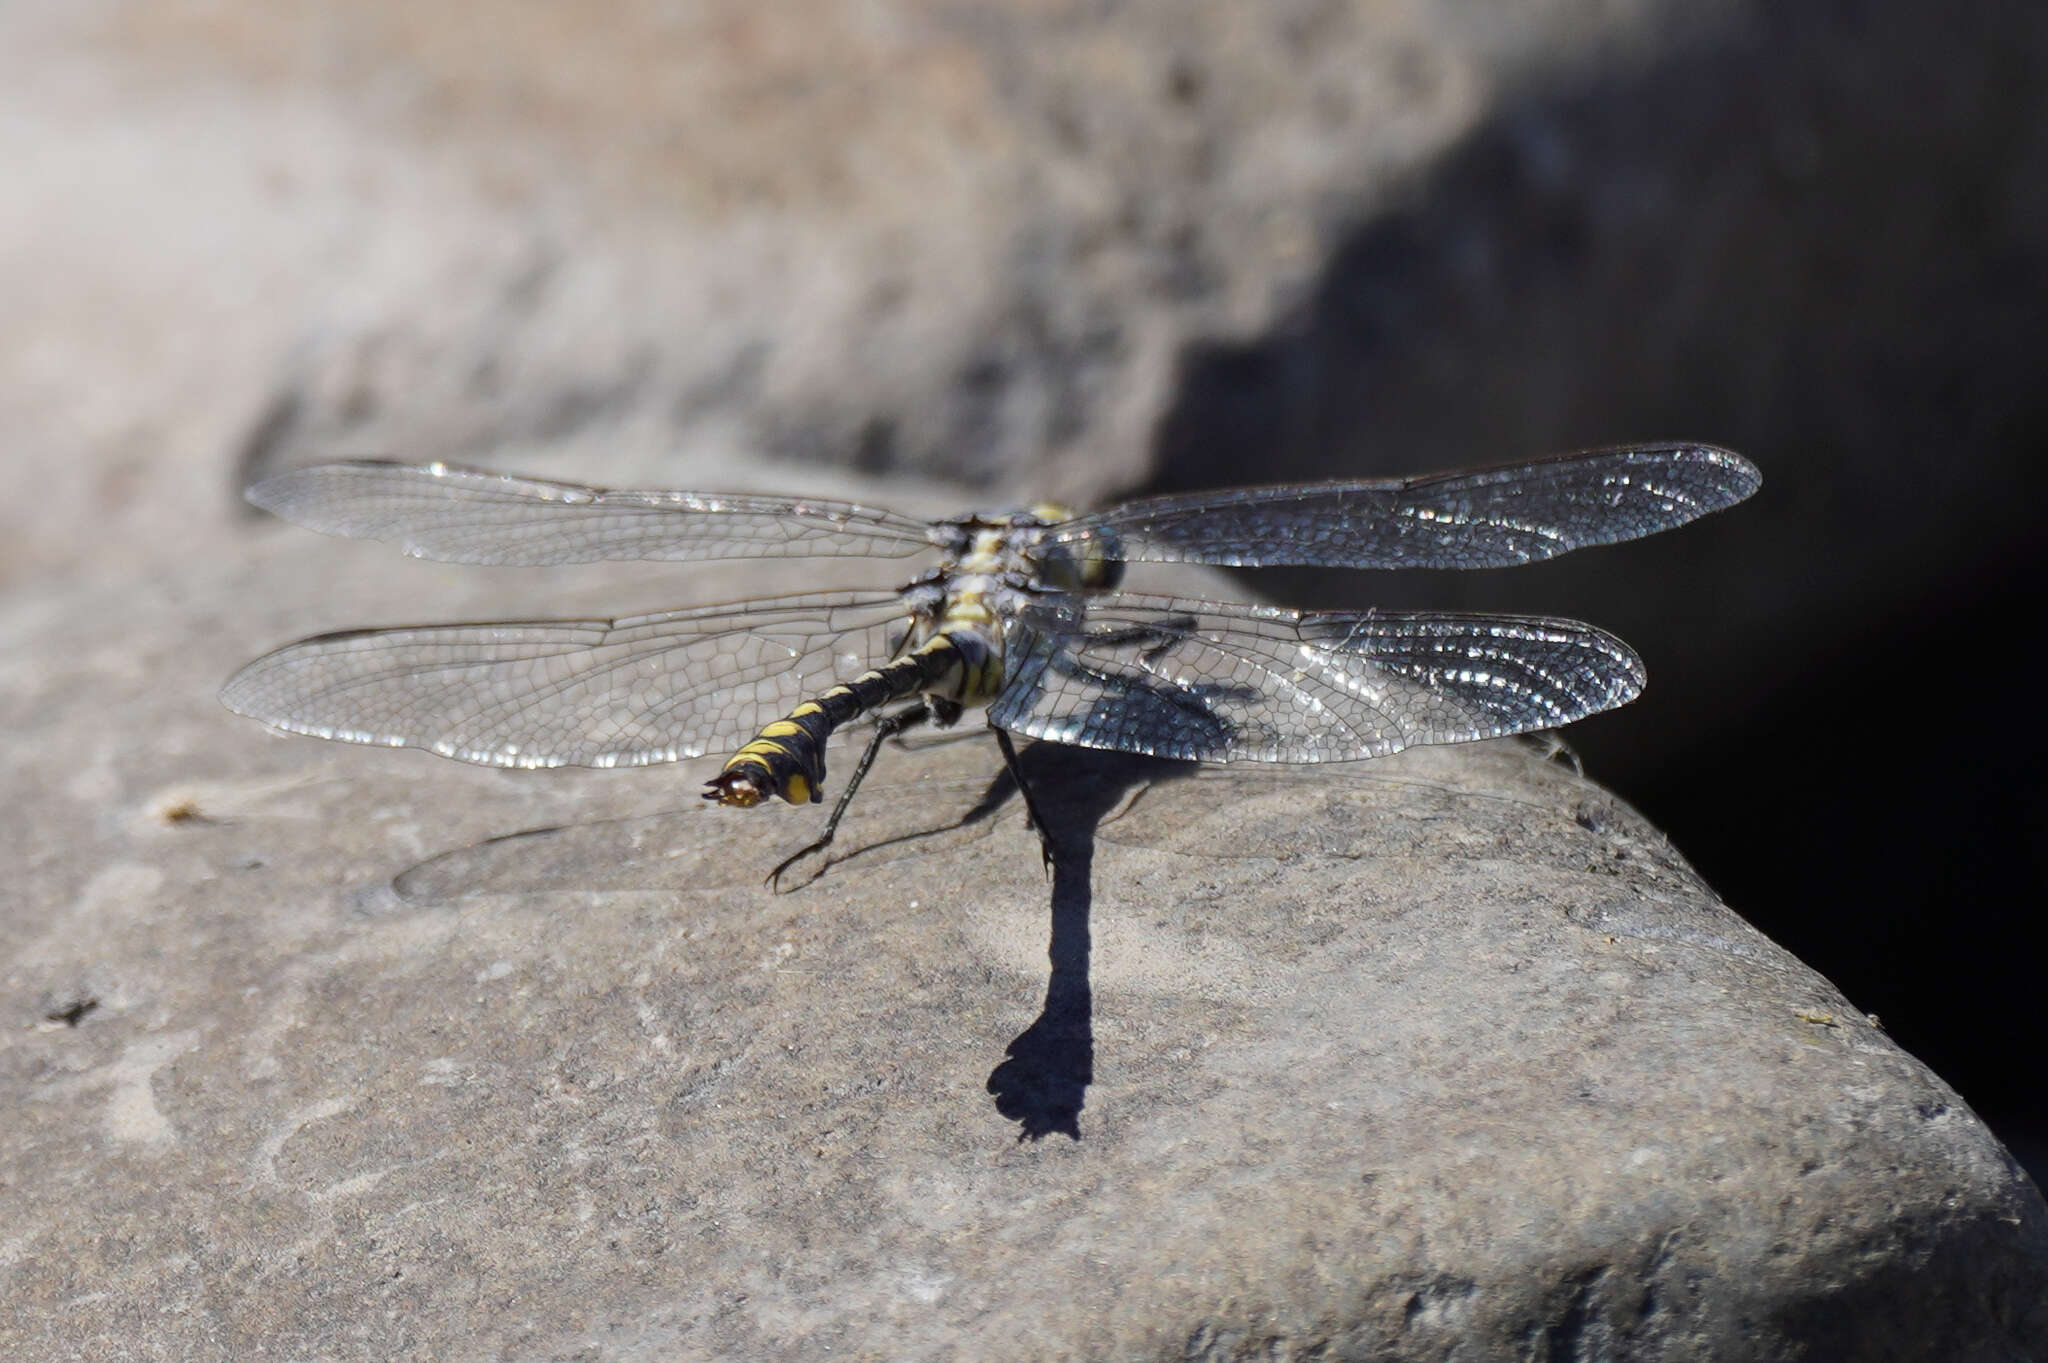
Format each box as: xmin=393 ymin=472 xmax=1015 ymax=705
xmin=221 ymin=591 xmax=914 ymax=769
xmin=989 ymin=593 xmax=1643 ymax=763
xmin=230 ymin=445 xmax=1757 ymax=831
xmin=247 ymin=461 xmax=942 ymax=565
xmin=1041 ymin=443 xmax=1760 ymax=570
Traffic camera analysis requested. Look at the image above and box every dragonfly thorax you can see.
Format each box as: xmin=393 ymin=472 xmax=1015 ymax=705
xmin=928 ymin=505 xmax=1125 ymax=595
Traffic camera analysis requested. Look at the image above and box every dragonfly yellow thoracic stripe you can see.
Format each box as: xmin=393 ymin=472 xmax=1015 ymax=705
xmin=221 ymin=443 xmax=1760 ymax=884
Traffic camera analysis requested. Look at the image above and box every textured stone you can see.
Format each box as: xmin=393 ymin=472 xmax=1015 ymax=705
xmin=4 ymin=493 xmax=2045 ymax=1361
xmin=6 ymin=1 xmax=2047 ymax=1357
xmin=0 ymin=0 xmax=1756 ymax=599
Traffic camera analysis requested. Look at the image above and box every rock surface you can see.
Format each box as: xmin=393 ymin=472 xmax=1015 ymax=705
xmin=0 ymin=0 xmax=1760 ymax=597
xmin=6 ymin=1 xmax=2048 ymax=1357
xmin=4 ymin=495 xmax=2046 ymax=1361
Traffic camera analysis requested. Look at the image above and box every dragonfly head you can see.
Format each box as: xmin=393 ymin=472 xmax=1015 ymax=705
xmin=1028 ymin=518 xmax=1125 ymax=593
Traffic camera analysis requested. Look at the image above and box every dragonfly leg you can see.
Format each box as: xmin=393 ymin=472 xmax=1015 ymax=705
xmin=1516 ymin=729 xmax=1584 ymax=775
xmin=993 ymin=727 xmax=1056 ymax=876
xmin=768 ymin=701 xmax=933 ymax=890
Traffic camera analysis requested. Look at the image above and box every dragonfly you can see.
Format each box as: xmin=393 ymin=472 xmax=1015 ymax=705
xmin=221 ymin=443 xmax=1760 ymax=885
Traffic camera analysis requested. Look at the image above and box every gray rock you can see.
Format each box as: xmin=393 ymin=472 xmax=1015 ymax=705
xmin=3 ymin=527 xmax=2044 ymax=1360
xmin=0 ymin=0 xmax=1759 ymax=574
xmin=6 ymin=1 xmax=2047 ymax=1356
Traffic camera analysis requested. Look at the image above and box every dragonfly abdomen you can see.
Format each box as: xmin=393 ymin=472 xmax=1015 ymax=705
xmin=704 ymin=631 xmax=996 ymax=809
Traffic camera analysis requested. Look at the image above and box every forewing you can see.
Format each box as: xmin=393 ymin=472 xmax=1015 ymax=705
xmin=1041 ymin=443 xmax=1760 ymax=570
xmin=247 ymin=461 xmax=942 ymax=565
xmin=989 ymin=593 xmax=1643 ymax=762
xmin=221 ymin=590 xmax=914 ymax=768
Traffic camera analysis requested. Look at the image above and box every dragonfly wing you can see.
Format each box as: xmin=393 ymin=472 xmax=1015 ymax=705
xmin=221 ymin=590 xmax=915 ymax=769
xmin=1040 ymin=443 xmax=1759 ymax=570
xmin=247 ymin=461 xmax=942 ymax=565
xmin=989 ymin=593 xmax=1643 ymax=762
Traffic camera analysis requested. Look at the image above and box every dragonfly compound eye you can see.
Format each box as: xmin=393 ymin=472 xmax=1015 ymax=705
xmin=1030 ymin=525 xmax=1124 ymax=592
xmin=1077 ymin=534 xmax=1124 ymax=590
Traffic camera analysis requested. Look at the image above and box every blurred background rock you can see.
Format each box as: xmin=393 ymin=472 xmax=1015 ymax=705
xmin=4 ymin=0 xmax=2042 ymax=1176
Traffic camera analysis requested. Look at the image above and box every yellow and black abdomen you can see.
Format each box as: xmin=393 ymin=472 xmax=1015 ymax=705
xmin=704 ymin=629 xmax=998 ymax=809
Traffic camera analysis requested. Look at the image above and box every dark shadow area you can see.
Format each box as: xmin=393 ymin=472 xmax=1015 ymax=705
xmin=986 ymin=742 xmax=1192 ymax=1141
xmin=1146 ymin=1 xmax=2048 ymax=1173
xmin=1651 ymin=562 xmax=2048 ymax=1150
xmin=1767 ymin=1204 xmax=2048 ymax=1355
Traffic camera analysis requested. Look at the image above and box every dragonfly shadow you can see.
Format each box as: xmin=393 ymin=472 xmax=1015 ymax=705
xmin=984 ymin=740 xmax=1194 ymax=1142
xmin=382 ymin=740 xmax=1181 ymax=1143
xmin=387 ymin=806 xmax=720 ymax=903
